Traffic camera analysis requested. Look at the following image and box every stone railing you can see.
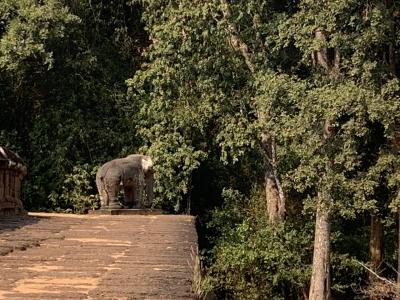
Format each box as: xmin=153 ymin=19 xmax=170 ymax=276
xmin=0 ymin=147 xmax=27 ymax=215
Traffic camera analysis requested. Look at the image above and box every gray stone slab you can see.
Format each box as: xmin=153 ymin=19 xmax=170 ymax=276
xmin=88 ymin=208 xmax=164 ymax=215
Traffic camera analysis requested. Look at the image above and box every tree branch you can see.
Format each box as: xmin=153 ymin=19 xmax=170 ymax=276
xmin=220 ymin=0 xmax=255 ymax=73
xmin=356 ymin=261 xmax=397 ymax=287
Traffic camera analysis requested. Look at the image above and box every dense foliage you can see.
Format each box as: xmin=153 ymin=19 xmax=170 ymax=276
xmin=0 ymin=0 xmax=146 ymax=211
xmin=1 ymin=0 xmax=400 ymax=299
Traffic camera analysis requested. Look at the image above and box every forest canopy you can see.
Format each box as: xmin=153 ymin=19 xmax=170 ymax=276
xmin=1 ymin=0 xmax=400 ymax=299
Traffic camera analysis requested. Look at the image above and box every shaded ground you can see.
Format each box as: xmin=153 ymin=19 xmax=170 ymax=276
xmin=0 ymin=212 xmax=198 ymax=299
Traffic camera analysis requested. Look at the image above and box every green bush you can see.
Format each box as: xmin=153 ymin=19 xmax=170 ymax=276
xmin=203 ymin=221 xmax=313 ymax=299
xmin=48 ymin=164 xmax=99 ymax=213
xmin=201 ymin=191 xmax=313 ymax=300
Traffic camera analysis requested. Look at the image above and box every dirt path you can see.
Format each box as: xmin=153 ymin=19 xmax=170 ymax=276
xmin=0 ymin=212 xmax=198 ymax=299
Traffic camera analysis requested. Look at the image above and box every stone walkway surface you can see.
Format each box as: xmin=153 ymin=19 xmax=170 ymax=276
xmin=0 ymin=212 xmax=198 ymax=299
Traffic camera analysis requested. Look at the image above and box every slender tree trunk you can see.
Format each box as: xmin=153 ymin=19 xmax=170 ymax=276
xmin=220 ymin=0 xmax=254 ymax=73
xmin=265 ymin=171 xmax=285 ymax=221
xmin=309 ymin=193 xmax=331 ymax=300
xmin=220 ymin=0 xmax=286 ymax=222
xmin=262 ymin=132 xmax=286 ymax=222
xmin=368 ymin=214 xmax=384 ymax=300
xmin=369 ymin=214 xmax=384 ymax=274
xmin=309 ymin=28 xmax=338 ymax=299
xmin=385 ymin=0 xmax=397 ymax=77
xmin=396 ymin=214 xmax=400 ymax=298
xmin=312 ymin=29 xmax=330 ymax=71
xmin=389 ymin=43 xmax=396 ymax=75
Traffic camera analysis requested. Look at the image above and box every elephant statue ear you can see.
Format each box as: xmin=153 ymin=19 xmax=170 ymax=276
xmin=141 ymin=156 xmax=153 ymax=172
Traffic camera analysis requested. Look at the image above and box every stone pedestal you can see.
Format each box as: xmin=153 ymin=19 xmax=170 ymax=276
xmin=88 ymin=208 xmax=163 ymax=215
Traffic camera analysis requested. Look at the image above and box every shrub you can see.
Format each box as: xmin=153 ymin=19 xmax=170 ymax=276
xmin=49 ymin=164 xmax=99 ymax=213
xmin=201 ymin=190 xmax=313 ymax=299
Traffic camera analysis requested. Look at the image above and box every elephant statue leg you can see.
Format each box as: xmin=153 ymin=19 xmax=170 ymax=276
xmin=144 ymin=172 xmax=154 ymax=208
xmin=96 ymin=175 xmax=108 ymax=208
xmin=125 ymin=173 xmax=145 ymax=208
xmin=133 ymin=184 xmax=143 ymax=208
xmin=127 ymin=154 xmax=154 ymax=208
xmin=123 ymin=185 xmax=135 ymax=208
xmin=104 ymin=177 xmax=121 ymax=209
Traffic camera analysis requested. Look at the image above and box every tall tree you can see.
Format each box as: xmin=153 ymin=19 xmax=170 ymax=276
xmin=283 ymin=1 xmax=400 ymax=298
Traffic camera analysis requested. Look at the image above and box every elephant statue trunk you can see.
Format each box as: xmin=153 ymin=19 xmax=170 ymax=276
xmin=96 ymin=154 xmax=154 ymax=209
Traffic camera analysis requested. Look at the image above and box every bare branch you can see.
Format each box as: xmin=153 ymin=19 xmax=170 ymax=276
xmin=356 ymin=261 xmax=397 ymax=287
xmin=220 ymin=0 xmax=255 ymax=73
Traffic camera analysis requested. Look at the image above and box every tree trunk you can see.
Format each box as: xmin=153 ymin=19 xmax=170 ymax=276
xmin=265 ymin=171 xmax=285 ymax=222
xmin=398 ymin=213 xmax=400 ymax=284
xmin=262 ymin=132 xmax=286 ymax=222
xmin=389 ymin=43 xmax=396 ymax=75
xmin=368 ymin=214 xmax=384 ymax=300
xmin=309 ymin=202 xmax=331 ymax=300
xmin=312 ymin=29 xmax=330 ymax=71
xmin=369 ymin=214 xmax=384 ymax=274
xmin=309 ymin=119 xmax=333 ymax=300
xmin=220 ymin=0 xmax=254 ymax=73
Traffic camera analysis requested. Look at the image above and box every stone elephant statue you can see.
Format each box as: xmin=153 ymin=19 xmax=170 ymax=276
xmin=96 ymin=154 xmax=154 ymax=209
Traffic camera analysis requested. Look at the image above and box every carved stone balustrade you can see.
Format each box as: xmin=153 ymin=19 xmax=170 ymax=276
xmin=0 ymin=146 xmax=27 ymax=215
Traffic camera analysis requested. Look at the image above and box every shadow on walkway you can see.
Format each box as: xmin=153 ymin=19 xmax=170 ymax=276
xmin=0 ymin=214 xmax=48 ymax=233
xmin=0 ymin=214 xmax=57 ymax=256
